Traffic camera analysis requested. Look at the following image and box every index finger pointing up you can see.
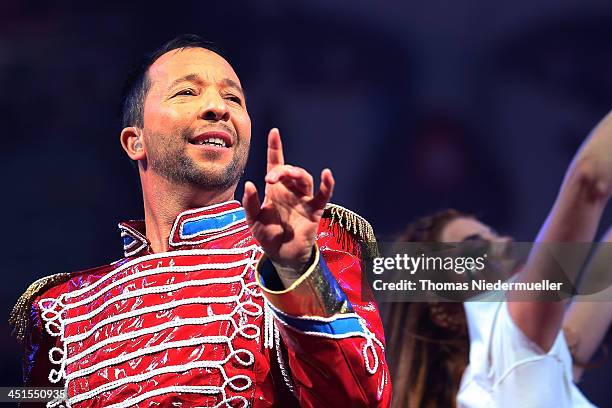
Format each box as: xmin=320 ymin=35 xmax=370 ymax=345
xmin=267 ymin=128 xmax=285 ymax=172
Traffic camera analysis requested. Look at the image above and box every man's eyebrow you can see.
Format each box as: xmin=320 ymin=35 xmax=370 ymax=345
xmin=167 ymin=73 xmax=203 ymax=90
xmin=221 ymin=78 xmax=245 ymax=98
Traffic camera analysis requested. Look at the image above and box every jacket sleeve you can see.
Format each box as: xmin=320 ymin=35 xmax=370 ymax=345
xmin=10 ymin=274 xmax=70 ymax=389
xmin=22 ymin=297 xmax=56 ymax=387
xmin=256 ymin=216 xmax=391 ymax=408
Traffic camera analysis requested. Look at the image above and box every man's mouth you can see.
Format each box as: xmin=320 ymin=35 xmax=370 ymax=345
xmin=189 ymin=131 xmax=233 ymax=148
xmin=193 ymin=137 xmax=227 ymax=147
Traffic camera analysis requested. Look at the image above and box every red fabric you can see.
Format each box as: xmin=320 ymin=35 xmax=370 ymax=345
xmin=23 ymin=202 xmax=391 ymax=407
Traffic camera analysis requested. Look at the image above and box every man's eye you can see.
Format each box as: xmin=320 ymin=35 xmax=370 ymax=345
xmin=175 ymin=89 xmax=196 ymax=96
xmin=225 ymin=95 xmax=242 ymax=104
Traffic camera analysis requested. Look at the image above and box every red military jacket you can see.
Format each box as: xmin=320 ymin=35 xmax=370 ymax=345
xmin=12 ymin=200 xmax=391 ymax=407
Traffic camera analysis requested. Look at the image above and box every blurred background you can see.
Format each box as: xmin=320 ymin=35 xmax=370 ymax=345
xmin=1 ymin=0 xmax=611 ymax=404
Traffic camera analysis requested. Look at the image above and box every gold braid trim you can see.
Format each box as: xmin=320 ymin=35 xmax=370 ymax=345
xmin=322 ymin=203 xmax=379 ymax=259
xmin=9 ymin=273 xmax=71 ymax=344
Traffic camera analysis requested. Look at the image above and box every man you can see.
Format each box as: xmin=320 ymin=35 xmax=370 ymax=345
xmin=11 ymin=34 xmax=391 ymax=407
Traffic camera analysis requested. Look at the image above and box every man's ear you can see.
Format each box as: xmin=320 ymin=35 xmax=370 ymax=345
xmin=120 ymin=127 xmax=146 ymax=161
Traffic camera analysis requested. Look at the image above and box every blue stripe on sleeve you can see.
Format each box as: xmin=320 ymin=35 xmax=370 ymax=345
xmin=275 ymin=312 xmax=364 ymax=336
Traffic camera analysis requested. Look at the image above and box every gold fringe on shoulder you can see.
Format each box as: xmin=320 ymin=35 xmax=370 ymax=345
xmin=323 ymin=203 xmax=379 ymax=259
xmin=9 ymin=273 xmax=71 ymax=344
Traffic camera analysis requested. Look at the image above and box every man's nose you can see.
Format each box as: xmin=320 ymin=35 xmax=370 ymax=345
xmin=198 ymin=91 xmax=230 ymax=122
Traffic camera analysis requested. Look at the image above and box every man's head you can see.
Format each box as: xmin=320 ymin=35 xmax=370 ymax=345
xmin=120 ymin=34 xmax=251 ymax=191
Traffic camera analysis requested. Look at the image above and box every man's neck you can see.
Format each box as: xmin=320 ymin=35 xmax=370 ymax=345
xmin=141 ymin=174 xmax=237 ymax=253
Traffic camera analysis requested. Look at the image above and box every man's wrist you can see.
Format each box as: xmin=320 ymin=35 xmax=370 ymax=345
xmin=270 ymin=246 xmax=317 ymax=288
xmin=255 ymin=245 xmax=353 ymax=317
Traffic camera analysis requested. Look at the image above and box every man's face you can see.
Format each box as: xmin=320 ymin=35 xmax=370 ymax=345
xmin=141 ymin=47 xmax=251 ymax=190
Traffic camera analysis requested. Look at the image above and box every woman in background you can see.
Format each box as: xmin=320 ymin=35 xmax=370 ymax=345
xmin=386 ymin=110 xmax=612 ymax=408
xmin=385 ymin=210 xmax=611 ymax=407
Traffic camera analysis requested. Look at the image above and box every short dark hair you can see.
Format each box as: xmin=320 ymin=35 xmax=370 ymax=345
xmin=121 ymin=34 xmax=223 ymax=129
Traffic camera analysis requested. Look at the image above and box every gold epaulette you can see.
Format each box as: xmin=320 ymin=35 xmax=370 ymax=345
xmin=322 ymin=203 xmax=379 ymax=259
xmin=9 ymin=273 xmax=71 ymax=344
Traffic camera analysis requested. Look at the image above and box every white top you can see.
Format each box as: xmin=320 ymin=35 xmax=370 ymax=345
xmin=457 ymin=301 xmax=596 ymax=408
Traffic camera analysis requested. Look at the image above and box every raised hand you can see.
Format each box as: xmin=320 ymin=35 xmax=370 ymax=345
xmin=242 ymin=128 xmax=334 ymax=277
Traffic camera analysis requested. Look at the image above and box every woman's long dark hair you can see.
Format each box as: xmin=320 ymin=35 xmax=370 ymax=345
xmin=385 ymin=209 xmax=471 ymax=408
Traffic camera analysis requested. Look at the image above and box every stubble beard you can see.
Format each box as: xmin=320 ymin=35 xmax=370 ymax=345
xmin=147 ymin=129 xmax=249 ymax=191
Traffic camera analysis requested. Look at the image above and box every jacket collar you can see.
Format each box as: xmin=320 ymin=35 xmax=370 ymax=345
xmin=118 ymin=200 xmax=247 ymax=257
